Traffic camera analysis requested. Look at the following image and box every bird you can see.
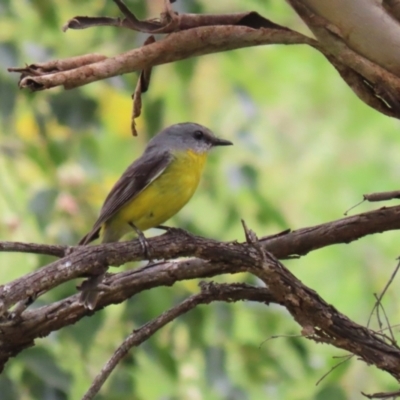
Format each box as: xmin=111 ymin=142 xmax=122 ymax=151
xmin=78 ymin=122 xmax=232 ymax=308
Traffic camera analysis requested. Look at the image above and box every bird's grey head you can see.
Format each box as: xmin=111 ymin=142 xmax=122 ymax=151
xmin=146 ymin=123 xmax=233 ymax=154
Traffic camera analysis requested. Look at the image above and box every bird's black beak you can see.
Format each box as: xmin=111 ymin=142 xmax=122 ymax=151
xmin=212 ymin=137 xmax=233 ymax=147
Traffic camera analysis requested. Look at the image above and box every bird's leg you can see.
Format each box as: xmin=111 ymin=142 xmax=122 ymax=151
xmin=128 ymin=222 xmax=152 ymax=260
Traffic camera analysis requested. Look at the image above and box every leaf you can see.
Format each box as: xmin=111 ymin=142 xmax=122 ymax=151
xmin=143 ymin=97 xmax=164 ymax=138
xmin=29 ymin=188 xmax=58 ymax=229
xmin=0 ymin=374 xmax=18 ymax=400
xmin=20 ymin=346 xmax=71 ymax=392
xmin=63 ymin=310 xmax=105 ymax=356
xmin=315 ymin=384 xmax=347 ymax=400
xmin=49 ymin=91 xmax=98 ymax=130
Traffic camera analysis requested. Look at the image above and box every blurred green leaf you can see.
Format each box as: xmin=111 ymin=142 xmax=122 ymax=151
xmin=50 ymin=91 xmax=98 ymax=130
xmin=0 ymin=374 xmax=18 ymax=400
xmin=31 ymin=0 xmax=59 ymax=30
xmin=174 ymin=58 xmax=197 ymax=84
xmin=106 ymin=367 xmax=135 ymax=400
xmin=63 ymin=311 xmax=105 ymax=356
xmin=143 ymin=97 xmax=164 ymax=137
xmin=315 ymin=384 xmax=347 ymax=400
xmin=21 ymin=346 xmax=71 ymax=393
xmin=29 ymin=188 xmax=58 ymax=229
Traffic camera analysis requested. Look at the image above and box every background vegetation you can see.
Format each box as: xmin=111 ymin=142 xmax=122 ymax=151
xmin=1 ymin=0 xmax=400 ymax=399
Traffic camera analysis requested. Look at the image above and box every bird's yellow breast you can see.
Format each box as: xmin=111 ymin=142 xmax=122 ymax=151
xmin=103 ymin=149 xmax=207 ymax=239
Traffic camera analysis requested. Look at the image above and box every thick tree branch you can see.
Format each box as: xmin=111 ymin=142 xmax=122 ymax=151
xmin=9 ymin=1 xmax=400 ymax=118
xmin=288 ymin=0 xmax=400 ymax=115
xmin=1 ymin=203 xmax=400 ymax=323
xmin=2 ymin=209 xmax=400 ymax=378
xmin=3 ymin=203 xmax=400 ymax=259
xmin=297 ymin=0 xmax=400 ymax=77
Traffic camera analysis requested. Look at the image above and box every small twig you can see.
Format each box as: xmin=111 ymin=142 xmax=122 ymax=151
xmin=374 ymin=293 xmax=396 ymax=343
xmin=241 ymin=219 xmax=267 ymax=264
xmin=259 ymin=333 xmax=303 ymax=348
xmin=345 ymin=190 xmax=400 ymax=215
xmin=315 ymin=354 xmax=353 ymax=386
xmin=362 ymin=389 xmax=400 ymax=399
xmin=344 ymin=198 xmax=366 ymax=215
xmin=367 ymin=258 xmax=400 ymax=328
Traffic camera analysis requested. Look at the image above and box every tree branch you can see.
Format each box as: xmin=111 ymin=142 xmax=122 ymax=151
xmin=288 ymin=0 xmax=400 ymax=116
xmin=9 ymin=24 xmax=315 ymax=91
xmin=81 ymin=281 xmax=275 ymax=400
xmin=2 ymin=211 xmax=400 ymax=379
xmin=0 ymin=241 xmax=67 ymax=257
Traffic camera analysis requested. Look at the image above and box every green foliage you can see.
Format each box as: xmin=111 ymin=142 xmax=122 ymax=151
xmin=1 ymin=0 xmax=400 ymax=399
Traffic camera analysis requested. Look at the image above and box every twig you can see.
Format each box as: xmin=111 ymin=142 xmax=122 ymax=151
xmin=345 ymin=190 xmax=400 ymax=215
xmin=0 ymin=241 xmax=66 ymax=257
xmin=362 ymin=389 xmax=400 ymax=398
xmin=367 ymin=258 xmax=400 ymax=329
xmin=315 ymin=355 xmax=353 ymax=386
xmin=363 ymin=191 xmax=400 ymax=202
xmin=374 ymin=293 xmax=396 ymax=344
xmin=261 ymin=204 xmax=400 ymax=259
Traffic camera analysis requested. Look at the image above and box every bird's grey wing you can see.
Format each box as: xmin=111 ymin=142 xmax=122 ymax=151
xmin=79 ymin=150 xmax=173 ymax=245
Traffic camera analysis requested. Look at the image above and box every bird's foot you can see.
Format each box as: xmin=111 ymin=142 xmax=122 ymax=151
xmin=129 ymin=222 xmax=153 ymax=260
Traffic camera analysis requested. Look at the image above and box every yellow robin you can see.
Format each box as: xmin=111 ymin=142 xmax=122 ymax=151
xmin=79 ymin=122 xmax=232 ymax=308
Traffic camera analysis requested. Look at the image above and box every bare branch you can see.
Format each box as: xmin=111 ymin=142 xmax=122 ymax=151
xmin=63 ymin=0 xmax=291 ymax=34
xmin=82 ymin=281 xmax=274 ymax=400
xmin=1 ymin=203 xmax=400 ymax=315
xmin=261 ymin=204 xmax=400 ymax=258
xmin=0 ymin=241 xmax=66 ymax=257
xmin=8 ymin=25 xmax=316 ymax=91
xmin=362 ymin=388 xmax=400 ymax=399
xmin=363 ymin=191 xmax=400 ymax=202
xmin=2 ymin=217 xmax=400 ymax=378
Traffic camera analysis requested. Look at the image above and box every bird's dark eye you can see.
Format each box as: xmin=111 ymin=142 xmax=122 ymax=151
xmin=193 ymin=130 xmax=204 ymax=140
